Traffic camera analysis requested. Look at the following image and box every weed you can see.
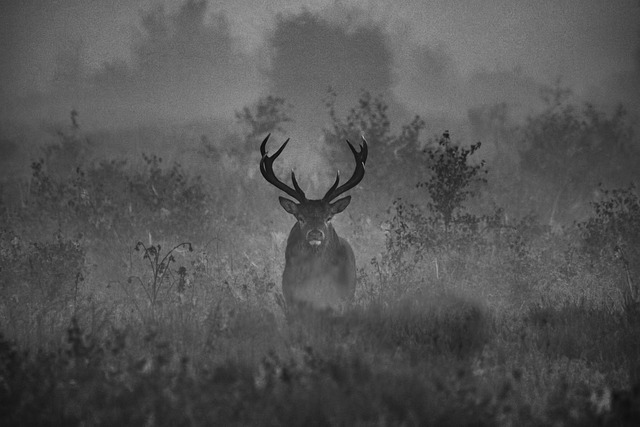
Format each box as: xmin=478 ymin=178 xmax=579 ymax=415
xmin=124 ymin=241 xmax=193 ymax=322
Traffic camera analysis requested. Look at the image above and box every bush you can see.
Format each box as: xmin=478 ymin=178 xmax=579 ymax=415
xmin=25 ymin=153 xmax=209 ymax=240
xmin=372 ymin=131 xmax=496 ymax=296
xmin=577 ymin=184 xmax=640 ymax=310
xmin=0 ymin=230 xmax=84 ymax=306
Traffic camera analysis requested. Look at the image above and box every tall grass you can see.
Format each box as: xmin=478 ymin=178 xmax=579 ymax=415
xmin=1 ymin=124 xmax=639 ymax=426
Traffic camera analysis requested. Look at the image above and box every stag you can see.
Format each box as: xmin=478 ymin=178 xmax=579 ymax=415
xmin=260 ymin=134 xmax=367 ymax=313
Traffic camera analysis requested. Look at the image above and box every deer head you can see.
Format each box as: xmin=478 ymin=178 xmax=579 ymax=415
xmin=259 ymin=134 xmax=368 ymax=250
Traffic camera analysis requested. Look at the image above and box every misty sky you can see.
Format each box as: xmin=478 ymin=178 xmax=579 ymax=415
xmin=1 ymin=0 xmax=639 ymax=133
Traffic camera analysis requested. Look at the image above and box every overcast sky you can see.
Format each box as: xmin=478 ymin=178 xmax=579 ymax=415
xmin=1 ymin=0 xmax=639 ymax=132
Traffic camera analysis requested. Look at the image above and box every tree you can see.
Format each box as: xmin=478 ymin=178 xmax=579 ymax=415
xmin=235 ymin=95 xmax=293 ymax=144
xmin=380 ymin=131 xmax=492 ymax=286
xmin=324 ymin=87 xmax=393 ymax=146
xmin=323 ymin=88 xmax=426 ymax=195
xmin=417 ymin=131 xmax=488 ymax=232
xmin=519 ymin=83 xmax=638 ymax=224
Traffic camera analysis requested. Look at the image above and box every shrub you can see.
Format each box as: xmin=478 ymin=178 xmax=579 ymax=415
xmin=577 ymin=184 xmax=640 ymax=310
xmin=374 ymin=131 xmax=495 ymax=294
xmin=24 ymin=152 xmax=209 ymax=240
xmin=127 ymin=154 xmax=208 ymax=237
xmin=0 ymin=229 xmax=84 ymax=307
xmin=417 ymin=131 xmax=488 ymax=232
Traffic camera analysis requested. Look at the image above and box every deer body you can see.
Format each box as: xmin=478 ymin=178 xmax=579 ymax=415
xmin=259 ymin=134 xmax=367 ymax=314
xmin=282 ymin=222 xmax=356 ymax=311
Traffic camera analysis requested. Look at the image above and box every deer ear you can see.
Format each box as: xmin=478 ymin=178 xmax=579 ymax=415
xmin=279 ymin=197 xmax=299 ymax=216
xmin=330 ymin=196 xmax=351 ymax=215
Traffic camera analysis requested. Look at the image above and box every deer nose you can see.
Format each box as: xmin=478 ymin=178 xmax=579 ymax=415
xmin=306 ymin=229 xmax=324 ymax=246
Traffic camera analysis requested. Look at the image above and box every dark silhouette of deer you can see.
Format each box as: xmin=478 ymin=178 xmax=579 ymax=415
xmin=260 ymin=134 xmax=367 ymax=313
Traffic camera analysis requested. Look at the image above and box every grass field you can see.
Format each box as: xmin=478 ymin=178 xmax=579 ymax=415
xmin=1 ymin=124 xmax=640 ymax=426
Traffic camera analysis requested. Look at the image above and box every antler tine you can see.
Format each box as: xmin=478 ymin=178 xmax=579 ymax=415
xmin=324 ymin=170 xmax=340 ymax=200
xmin=259 ymin=133 xmax=270 ymax=156
xmin=291 ymin=170 xmax=306 ymax=197
xmin=259 ymin=134 xmax=307 ymax=202
xmin=322 ymin=137 xmax=368 ymax=202
xmin=358 ymin=136 xmax=369 ymax=163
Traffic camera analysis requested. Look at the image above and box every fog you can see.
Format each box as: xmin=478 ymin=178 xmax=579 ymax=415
xmin=1 ymin=0 xmax=639 ymax=156
xmin=1 ymin=1 xmax=262 ymax=129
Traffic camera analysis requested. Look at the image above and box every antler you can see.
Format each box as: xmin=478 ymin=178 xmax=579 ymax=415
xmin=260 ymin=134 xmax=307 ymax=202
xmin=322 ymin=137 xmax=368 ymax=202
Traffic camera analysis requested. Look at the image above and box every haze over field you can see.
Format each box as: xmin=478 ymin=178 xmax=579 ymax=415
xmin=1 ymin=0 xmax=638 ymax=135
xmin=4 ymin=3 xmax=640 ymax=423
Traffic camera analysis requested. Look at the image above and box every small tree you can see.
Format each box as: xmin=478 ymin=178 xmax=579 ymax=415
xmin=380 ymin=131 xmax=491 ymax=287
xmin=323 ymin=87 xmax=393 ymax=146
xmin=417 ymin=131 xmax=488 ymax=232
xmin=235 ymin=95 xmax=293 ymax=144
xmin=323 ymin=87 xmax=425 ymax=152
xmin=323 ymin=88 xmax=426 ymax=194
